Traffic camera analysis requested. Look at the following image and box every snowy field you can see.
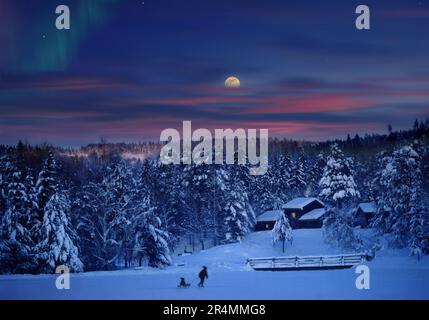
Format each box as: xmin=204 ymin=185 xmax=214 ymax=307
xmin=1 ymin=229 xmax=428 ymax=300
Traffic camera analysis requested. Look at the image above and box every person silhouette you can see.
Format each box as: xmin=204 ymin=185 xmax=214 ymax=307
xmin=198 ymin=266 xmax=208 ymax=287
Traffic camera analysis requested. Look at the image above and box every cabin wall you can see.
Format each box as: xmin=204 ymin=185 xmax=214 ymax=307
xmin=255 ymin=221 xmax=276 ymax=231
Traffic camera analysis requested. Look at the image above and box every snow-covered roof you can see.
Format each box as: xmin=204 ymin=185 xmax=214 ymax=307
xmin=299 ymin=208 xmax=326 ymax=221
xmin=358 ymin=202 xmax=376 ymax=213
xmin=256 ymin=210 xmax=283 ymax=222
xmin=282 ymin=197 xmax=324 ymax=210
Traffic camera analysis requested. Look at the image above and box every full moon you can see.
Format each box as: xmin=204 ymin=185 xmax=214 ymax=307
xmin=225 ymin=76 xmax=240 ymax=88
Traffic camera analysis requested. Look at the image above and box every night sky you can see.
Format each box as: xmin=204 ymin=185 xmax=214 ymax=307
xmin=1 ymin=0 xmax=428 ymax=146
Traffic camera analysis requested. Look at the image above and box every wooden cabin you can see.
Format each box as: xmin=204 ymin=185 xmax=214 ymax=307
xmin=282 ymin=197 xmax=325 ymax=229
xmin=355 ymin=202 xmax=376 ymax=228
xmin=255 ymin=210 xmax=283 ymax=231
xmin=255 ymin=198 xmax=326 ymax=231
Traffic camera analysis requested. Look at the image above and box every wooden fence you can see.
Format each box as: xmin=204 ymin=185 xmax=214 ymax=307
xmin=247 ymin=253 xmax=367 ymax=271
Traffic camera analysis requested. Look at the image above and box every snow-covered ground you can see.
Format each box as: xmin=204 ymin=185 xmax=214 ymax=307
xmin=1 ymin=229 xmax=428 ymax=300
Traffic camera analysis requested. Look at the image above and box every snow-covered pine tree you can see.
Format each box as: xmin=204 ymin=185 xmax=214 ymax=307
xmin=221 ymin=167 xmax=256 ymax=244
xmin=147 ymin=160 xmax=187 ymax=250
xmin=414 ymin=140 xmax=429 ymax=193
xmin=72 ymin=183 xmax=100 ymax=271
xmin=252 ymin=168 xmax=282 ymax=213
xmin=228 ymin=159 xmax=256 ymax=215
xmin=36 ymin=152 xmax=58 ymax=219
xmin=354 ymin=159 xmax=369 ymax=201
xmin=307 ymin=153 xmax=326 ymax=197
xmin=275 ymin=153 xmax=293 ymax=201
xmin=408 ymin=195 xmax=429 ymax=260
xmin=287 ymin=152 xmax=307 ymax=198
xmin=14 ymin=141 xmax=27 ymax=173
xmin=36 ymin=192 xmax=83 ymax=273
xmin=181 ymin=160 xmax=214 ymax=250
xmin=322 ymin=208 xmax=363 ymax=251
xmin=109 ymin=159 xmax=135 ymax=268
xmin=133 ymin=196 xmax=172 ymax=268
xmin=101 ymin=158 xmax=133 ymax=268
xmin=272 ymin=213 xmax=293 ymax=253
xmin=371 ymin=151 xmax=399 ymax=234
xmin=73 ymin=158 xmax=134 ymax=271
xmin=0 ymin=170 xmax=37 ymax=273
xmin=319 ymin=143 xmax=360 ymax=206
xmin=24 ymin=172 xmax=39 ymax=231
xmin=138 ymin=159 xmax=157 ymax=203
xmin=372 ymin=146 xmax=426 ymax=248
xmin=130 ymin=160 xmax=173 ymax=268
xmin=0 ymin=164 xmax=6 ymax=223
xmin=368 ymin=151 xmax=389 ymax=215
xmin=319 ymin=143 xmax=361 ymax=251
xmin=0 ymin=156 xmax=7 ymax=273
xmin=0 ymin=154 xmax=15 ymax=220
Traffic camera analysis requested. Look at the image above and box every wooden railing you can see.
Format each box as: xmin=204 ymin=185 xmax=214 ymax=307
xmin=247 ymin=253 xmax=367 ymax=271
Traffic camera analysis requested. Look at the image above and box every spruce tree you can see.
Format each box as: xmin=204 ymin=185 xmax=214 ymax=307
xmin=409 ymin=199 xmax=429 ymax=260
xmin=144 ymin=160 xmax=187 ymax=250
xmin=0 ymin=170 xmax=37 ymax=273
xmin=221 ymin=167 xmax=255 ymax=244
xmin=287 ymin=153 xmax=307 ymax=198
xmin=275 ymin=153 xmax=292 ymax=201
xmin=373 ymin=146 xmax=426 ymax=248
xmin=253 ymin=169 xmax=281 ymax=213
xmin=319 ymin=144 xmax=361 ymax=251
xmin=133 ymin=196 xmax=172 ymax=268
xmin=37 ymin=192 xmax=83 ymax=273
xmin=36 ymin=152 xmax=57 ymax=219
xmin=181 ymin=161 xmax=214 ymax=249
xmin=272 ymin=213 xmax=293 ymax=253
xmin=99 ymin=159 xmax=133 ymax=269
xmin=323 ymin=208 xmax=362 ymax=251
xmin=319 ymin=143 xmax=360 ymax=206
xmin=73 ymin=158 xmax=134 ymax=271
xmin=0 ymin=154 xmax=15 ymax=220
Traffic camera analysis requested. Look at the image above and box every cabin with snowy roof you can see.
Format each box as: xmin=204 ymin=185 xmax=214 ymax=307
xmin=282 ymin=197 xmax=325 ymax=229
xmin=255 ymin=198 xmax=326 ymax=231
xmin=355 ymin=202 xmax=376 ymax=228
xmin=255 ymin=210 xmax=283 ymax=231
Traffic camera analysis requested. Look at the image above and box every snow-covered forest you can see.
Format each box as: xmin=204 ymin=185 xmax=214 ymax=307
xmin=0 ymin=120 xmax=428 ymax=274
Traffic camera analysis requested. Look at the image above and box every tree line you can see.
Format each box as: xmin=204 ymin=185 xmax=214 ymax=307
xmin=0 ymin=120 xmax=428 ymax=274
